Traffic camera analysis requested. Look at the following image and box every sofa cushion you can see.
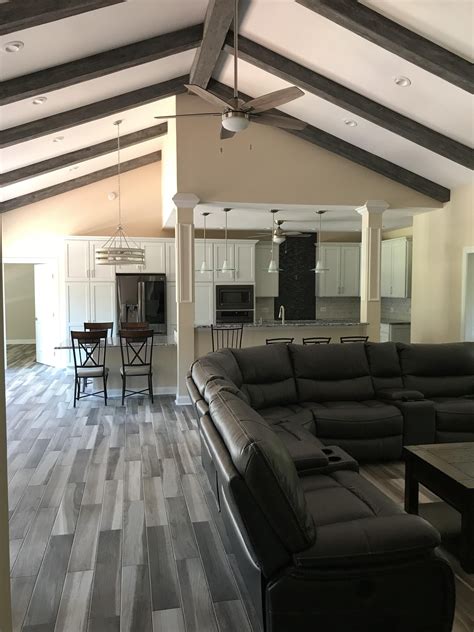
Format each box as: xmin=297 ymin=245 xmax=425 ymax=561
xmin=191 ymin=349 xmax=243 ymax=397
xmin=307 ymin=401 xmax=402 ymax=439
xmin=293 ymin=469 xmax=440 ymax=568
xmin=365 ymin=342 xmax=404 ymax=391
xmin=204 ymin=378 xmax=250 ymax=406
xmin=432 ymin=397 xmax=474 ymax=432
xmin=398 ymin=342 xmax=474 ymax=397
xmin=209 ymin=390 xmax=315 ymax=552
xmin=289 ymin=343 xmax=375 ymax=402
xmin=258 ymin=404 xmax=315 ymax=432
xmin=230 ymin=345 xmax=298 ymax=409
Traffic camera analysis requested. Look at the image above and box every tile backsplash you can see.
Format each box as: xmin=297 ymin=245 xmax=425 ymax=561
xmin=316 ymin=298 xmax=360 ymax=320
xmin=381 ymin=297 xmax=411 ymax=321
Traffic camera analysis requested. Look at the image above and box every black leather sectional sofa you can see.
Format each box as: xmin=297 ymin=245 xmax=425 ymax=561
xmin=186 ymin=342 xmax=473 ymax=631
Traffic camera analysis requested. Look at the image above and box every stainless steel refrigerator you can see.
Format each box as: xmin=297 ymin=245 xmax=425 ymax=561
xmin=116 ymin=273 xmax=166 ymax=333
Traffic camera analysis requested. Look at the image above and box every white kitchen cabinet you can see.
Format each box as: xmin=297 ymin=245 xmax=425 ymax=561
xmin=194 ymin=241 xmax=214 ymax=283
xmin=65 ymin=281 xmax=115 ymax=327
xmin=195 ymin=284 xmax=214 ymax=326
xmin=316 ymin=244 xmax=360 ymax=297
xmin=214 ymin=243 xmax=235 ymax=282
xmin=381 ymin=238 xmax=412 ymax=298
xmin=141 ymin=240 xmax=166 ymax=273
xmin=90 ymin=282 xmax=116 ymax=323
xmin=235 ymin=243 xmax=255 ymax=283
xmin=65 ymin=240 xmax=90 ymax=281
xmin=65 ymin=282 xmax=90 ymax=325
xmin=255 ymin=243 xmax=279 ymax=297
xmin=166 ymin=241 xmax=176 ymax=282
xmin=89 ymin=240 xmax=116 ymax=281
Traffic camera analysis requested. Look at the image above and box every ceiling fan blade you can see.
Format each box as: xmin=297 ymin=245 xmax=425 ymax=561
xmin=252 ymin=113 xmax=307 ymax=130
xmin=154 ymin=112 xmax=222 ymax=119
xmin=242 ymin=86 xmax=304 ymax=113
xmin=185 ymin=84 xmax=230 ymax=110
xmin=220 ymin=126 xmax=235 ymax=140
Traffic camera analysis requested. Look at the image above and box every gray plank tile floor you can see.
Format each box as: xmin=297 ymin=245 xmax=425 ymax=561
xmin=6 ymin=345 xmax=473 ymax=632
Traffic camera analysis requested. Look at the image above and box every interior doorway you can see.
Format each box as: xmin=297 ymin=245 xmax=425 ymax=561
xmin=461 ymin=248 xmax=474 ymax=341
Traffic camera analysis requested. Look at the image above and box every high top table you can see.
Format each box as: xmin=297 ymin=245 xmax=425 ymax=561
xmin=404 ymin=442 xmax=474 ymax=572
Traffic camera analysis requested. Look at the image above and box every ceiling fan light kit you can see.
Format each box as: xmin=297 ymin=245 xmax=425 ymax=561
xmin=96 ymin=120 xmax=145 ymax=266
xmin=221 ymin=111 xmax=250 ymax=132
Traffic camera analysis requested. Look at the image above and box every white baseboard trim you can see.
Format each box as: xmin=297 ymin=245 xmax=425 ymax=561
xmin=7 ymin=339 xmax=36 ymax=345
xmin=175 ymin=395 xmax=191 ymax=406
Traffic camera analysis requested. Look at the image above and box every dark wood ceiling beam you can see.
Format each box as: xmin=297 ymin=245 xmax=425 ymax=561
xmin=190 ymin=0 xmax=235 ymax=88
xmin=0 ymin=151 xmax=161 ymax=214
xmin=296 ymin=0 xmax=473 ymax=93
xmin=224 ymin=33 xmax=473 ymax=169
xmin=0 ymin=0 xmax=126 ymax=36
xmin=209 ymin=80 xmax=450 ymax=203
xmin=1 ymin=24 xmax=202 ymax=106
xmin=0 ymin=123 xmax=167 ymax=186
xmin=0 ymin=76 xmax=186 ymax=149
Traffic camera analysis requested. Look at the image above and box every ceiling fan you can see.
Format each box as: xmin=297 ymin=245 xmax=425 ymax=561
xmin=154 ymin=0 xmax=306 ymax=139
xmin=251 ymin=210 xmax=313 ymax=244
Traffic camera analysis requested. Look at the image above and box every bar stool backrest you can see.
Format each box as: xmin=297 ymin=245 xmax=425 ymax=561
xmin=266 ymin=337 xmax=294 ymax=345
xmin=71 ymin=330 xmax=108 ymax=370
xmin=84 ymin=321 xmax=114 ymax=337
xmin=120 ymin=321 xmax=149 ymax=330
xmin=340 ymin=335 xmax=369 ymax=344
xmin=211 ymin=324 xmax=244 ymax=352
xmin=302 ymin=337 xmax=331 ymax=345
xmin=119 ymin=329 xmax=154 ymax=369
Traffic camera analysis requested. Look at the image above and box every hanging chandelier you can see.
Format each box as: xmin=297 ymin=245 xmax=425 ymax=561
xmin=95 ymin=120 xmax=145 ymax=266
xmin=311 ymin=210 xmax=329 ymax=273
xmin=216 ymin=208 xmax=235 ymax=272
xmin=198 ymin=211 xmax=213 ymax=273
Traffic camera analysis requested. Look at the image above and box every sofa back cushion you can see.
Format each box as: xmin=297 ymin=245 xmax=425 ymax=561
xmin=230 ymin=344 xmax=298 ymax=409
xmin=398 ymin=342 xmax=474 ymax=397
xmin=289 ymin=343 xmax=375 ymax=402
xmin=209 ymin=390 xmax=315 ymax=553
xmin=191 ymin=349 xmax=245 ymax=399
xmin=366 ymin=342 xmax=404 ymax=391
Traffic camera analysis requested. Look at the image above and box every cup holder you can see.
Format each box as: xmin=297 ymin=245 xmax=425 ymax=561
xmin=328 ymin=456 xmax=341 ymax=462
xmin=322 ymin=448 xmax=333 ymax=455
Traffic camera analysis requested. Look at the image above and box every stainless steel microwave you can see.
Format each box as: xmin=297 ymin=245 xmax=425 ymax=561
xmin=216 ymin=285 xmax=254 ymax=311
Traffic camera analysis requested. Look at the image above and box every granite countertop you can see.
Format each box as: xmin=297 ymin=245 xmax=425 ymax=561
xmin=381 ymin=319 xmax=411 ymax=325
xmin=196 ymin=320 xmax=368 ymax=329
xmin=55 ymin=334 xmax=176 ymax=349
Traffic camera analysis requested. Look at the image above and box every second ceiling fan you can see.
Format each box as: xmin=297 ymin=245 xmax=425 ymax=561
xmin=154 ymin=0 xmax=306 ymax=139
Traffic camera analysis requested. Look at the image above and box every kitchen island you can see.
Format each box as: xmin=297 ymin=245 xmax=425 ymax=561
xmin=195 ymin=320 xmax=369 ymax=356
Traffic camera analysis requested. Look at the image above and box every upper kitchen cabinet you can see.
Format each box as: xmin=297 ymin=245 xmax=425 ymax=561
xmin=381 ymin=238 xmax=412 ymax=298
xmin=234 ymin=242 xmax=255 ymax=283
xmin=89 ymin=241 xmax=116 ymax=281
xmin=194 ymin=241 xmax=214 ymax=283
xmin=316 ymin=244 xmax=360 ymax=297
xmin=255 ymin=243 xmax=279 ymax=297
xmin=141 ymin=241 xmax=166 ymax=274
xmin=65 ymin=238 xmax=115 ymax=281
xmin=214 ymin=242 xmax=236 ymax=282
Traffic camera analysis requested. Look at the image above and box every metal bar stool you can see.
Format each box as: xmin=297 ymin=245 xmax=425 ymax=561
xmin=83 ymin=322 xmax=114 ymax=391
xmin=120 ymin=321 xmax=149 ymax=330
xmin=71 ymin=330 xmax=109 ymax=407
xmin=340 ymin=335 xmax=369 ymax=343
xmin=119 ymin=329 xmax=154 ymax=405
xmin=266 ymin=337 xmax=294 ymax=345
xmin=211 ymin=324 xmax=244 ymax=351
xmin=302 ymin=336 xmax=331 ymax=344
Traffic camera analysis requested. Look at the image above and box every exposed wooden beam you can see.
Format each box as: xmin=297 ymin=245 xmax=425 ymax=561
xmin=0 ymin=76 xmax=186 ymax=149
xmin=2 ymin=24 xmax=202 ymax=106
xmin=224 ymin=33 xmax=473 ymax=169
xmin=209 ymin=80 xmax=450 ymax=203
xmin=190 ymin=0 xmax=235 ymax=88
xmin=0 ymin=124 xmax=167 ymax=187
xmin=0 ymin=0 xmax=126 ymax=36
xmin=0 ymin=152 xmax=161 ymax=214
xmin=296 ymin=0 xmax=473 ymax=93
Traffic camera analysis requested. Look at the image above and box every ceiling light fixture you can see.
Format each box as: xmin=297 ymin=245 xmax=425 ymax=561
xmin=52 ymin=136 xmax=64 ymax=143
xmin=267 ymin=210 xmax=283 ymax=273
xmin=311 ymin=211 xmax=329 ymax=274
xmin=197 ymin=212 xmax=213 ymax=274
xmin=3 ymin=41 xmax=24 ymax=53
xmin=32 ymin=96 xmax=47 ymax=105
xmin=95 ymin=120 xmax=145 ymax=266
xmin=394 ymin=75 xmax=411 ymax=87
xmin=343 ymin=119 xmax=358 ymax=127
xmin=216 ymin=208 xmax=235 ymax=273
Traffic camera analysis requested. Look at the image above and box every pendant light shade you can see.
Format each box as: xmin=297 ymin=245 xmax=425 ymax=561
xmin=265 ymin=210 xmax=283 ymax=273
xmin=96 ymin=120 xmax=145 ymax=266
xmin=197 ymin=212 xmax=213 ymax=273
xmin=216 ymin=208 xmax=235 ymax=272
xmin=311 ymin=210 xmax=329 ymax=274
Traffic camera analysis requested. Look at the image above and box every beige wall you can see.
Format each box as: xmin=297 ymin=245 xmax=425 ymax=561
xmin=175 ymin=94 xmax=442 ymax=209
xmin=4 ymin=264 xmax=35 ymax=343
xmin=411 ymin=182 xmax=474 ymax=342
xmin=3 ymin=162 xmax=171 ymax=259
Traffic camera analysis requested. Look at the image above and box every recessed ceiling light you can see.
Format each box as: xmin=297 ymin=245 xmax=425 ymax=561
xmin=52 ymin=136 xmax=64 ymax=143
xmin=32 ymin=96 xmax=47 ymax=105
xmin=394 ymin=75 xmax=411 ymax=87
xmin=3 ymin=41 xmax=24 ymax=53
xmin=343 ymin=119 xmax=358 ymax=127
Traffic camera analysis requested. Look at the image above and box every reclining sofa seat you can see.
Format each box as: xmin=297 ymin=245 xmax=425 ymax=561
xmin=203 ymin=387 xmax=454 ymax=632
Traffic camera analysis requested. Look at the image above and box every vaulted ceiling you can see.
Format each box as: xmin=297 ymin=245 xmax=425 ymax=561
xmin=0 ymin=0 xmax=472 ymax=218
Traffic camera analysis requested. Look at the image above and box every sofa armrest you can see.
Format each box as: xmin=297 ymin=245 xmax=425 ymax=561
xmin=376 ymin=388 xmax=424 ymax=402
xmin=275 ymin=424 xmax=329 ymax=470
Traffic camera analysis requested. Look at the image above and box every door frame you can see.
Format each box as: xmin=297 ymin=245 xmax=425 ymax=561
xmin=2 ymin=256 xmax=61 ymax=365
xmin=460 ymin=246 xmax=474 ymax=341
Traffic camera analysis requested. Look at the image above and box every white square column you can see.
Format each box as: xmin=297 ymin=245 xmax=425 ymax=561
xmin=173 ymin=193 xmax=199 ymax=405
xmin=356 ymin=201 xmax=388 ymax=342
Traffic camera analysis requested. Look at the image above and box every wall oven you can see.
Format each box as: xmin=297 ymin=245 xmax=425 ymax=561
xmin=216 ymin=285 xmax=254 ymax=311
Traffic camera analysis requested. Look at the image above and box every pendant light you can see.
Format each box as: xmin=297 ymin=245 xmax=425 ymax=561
xmin=311 ymin=210 xmax=329 ymax=273
xmin=95 ymin=120 xmax=145 ymax=266
xmin=267 ymin=210 xmax=282 ymax=273
xmin=217 ymin=208 xmax=235 ymax=272
xmin=198 ymin=212 xmax=213 ymax=273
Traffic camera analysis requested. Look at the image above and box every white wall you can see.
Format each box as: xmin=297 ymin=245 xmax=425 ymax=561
xmin=4 ymin=264 xmax=35 ymax=343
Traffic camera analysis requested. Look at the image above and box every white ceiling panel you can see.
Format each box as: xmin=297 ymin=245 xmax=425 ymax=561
xmin=0 ymin=49 xmax=195 ymax=130
xmin=0 ymin=97 xmax=175 ymax=172
xmin=239 ymin=1 xmax=473 ymax=146
xmin=1 ymin=136 xmax=163 ymax=202
xmin=362 ymin=0 xmax=474 ymax=61
xmin=215 ymin=53 xmax=473 ymax=188
xmin=0 ymin=0 xmax=207 ymax=80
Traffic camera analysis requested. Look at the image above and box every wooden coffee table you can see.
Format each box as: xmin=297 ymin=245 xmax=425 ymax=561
xmin=403 ymin=442 xmax=474 ymax=573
